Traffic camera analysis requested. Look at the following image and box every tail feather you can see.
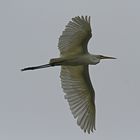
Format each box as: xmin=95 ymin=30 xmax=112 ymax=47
xmin=50 ymin=58 xmax=65 ymax=65
xmin=50 ymin=58 xmax=64 ymax=64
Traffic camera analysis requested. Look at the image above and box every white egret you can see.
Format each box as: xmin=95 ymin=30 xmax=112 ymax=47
xmin=21 ymin=16 xmax=116 ymax=133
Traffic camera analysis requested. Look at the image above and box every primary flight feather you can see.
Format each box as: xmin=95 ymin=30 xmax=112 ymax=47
xmin=21 ymin=16 xmax=116 ymax=134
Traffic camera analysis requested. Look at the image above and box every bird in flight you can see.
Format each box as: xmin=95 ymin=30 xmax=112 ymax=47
xmin=21 ymin=16 xmax=116 ymax=134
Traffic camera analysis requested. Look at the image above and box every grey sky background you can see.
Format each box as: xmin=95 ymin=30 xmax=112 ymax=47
xmin=0 ymin=0 xmax=140 ymax=139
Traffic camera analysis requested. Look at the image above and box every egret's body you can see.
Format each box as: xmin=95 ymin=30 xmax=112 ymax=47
xmin=22 ymin=16 xmax=115 ymax=133
xmin=50 ymin=54 xmax=100 ymax=65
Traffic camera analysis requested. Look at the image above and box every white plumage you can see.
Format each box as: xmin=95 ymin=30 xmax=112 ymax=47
xmin=61 ymin=65 xmax=96 ymax=133
xmin=22 ymin=16 xmax=116 ymax=134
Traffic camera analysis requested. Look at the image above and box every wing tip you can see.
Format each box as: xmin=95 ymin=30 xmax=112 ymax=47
xmin=72 ymin=15 xmax=91 ymax=23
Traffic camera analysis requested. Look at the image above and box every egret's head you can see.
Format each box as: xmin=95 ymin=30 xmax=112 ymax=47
xmin=99 ymin=55 xmax=116 ymax=60
xmin=90 ymin=54 xmax=116 ymax=65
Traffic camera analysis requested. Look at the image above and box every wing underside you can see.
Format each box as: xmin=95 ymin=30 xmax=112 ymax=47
xmin=58 ymin=16 xmax=92 ymax=56
xmin=60 ymin=65 xmax=96 ymax=133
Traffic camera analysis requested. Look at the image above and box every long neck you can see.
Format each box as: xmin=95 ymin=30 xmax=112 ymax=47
xmin=90 ymin=55 xmax=100 ymax=65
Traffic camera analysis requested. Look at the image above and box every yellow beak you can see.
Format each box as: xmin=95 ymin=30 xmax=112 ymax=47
xmin=100 ymin=55 xmax=116 ymax=59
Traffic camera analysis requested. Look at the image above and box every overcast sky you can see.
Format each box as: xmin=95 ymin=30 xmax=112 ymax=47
xmin=0 ymin=0 xmax=140 ymax=140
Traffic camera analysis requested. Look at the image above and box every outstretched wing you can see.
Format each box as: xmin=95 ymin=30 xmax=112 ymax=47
xmin=60 ymin=65 xmax=96 ymax=133
xmin=58 ymin=16 xmax=92 ymax=56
